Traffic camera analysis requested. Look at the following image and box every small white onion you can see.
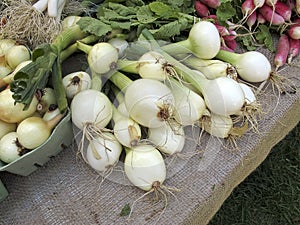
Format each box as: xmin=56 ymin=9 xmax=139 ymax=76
xmin=5 ymin=45 xmax=31 ymax=69
xmin=202 ymin=113 xmax=233 ymax=138
xmin=0 ymin=132 xmax=21 ymax=163
xmin=85 ymin=133 xmax=122 ymax=172
xmin=88 ymin=42 xmax=119 ymax=74
xmin=148 ymin=122 xmax=185 ymax=155
xmin=71 ymin=89 xmax=113 ymax=130
xmin=0 ymin=120 xmax=17 ymax=140
xmin=124 ymin=78 xmax=175 ymax=128
xmin=0 ymin=89 xmax=38 ymax=123
xmin=62 ymin=71 xmax=91 ymax=99
xmin=124 ymin=144 xmax=166 ymax=191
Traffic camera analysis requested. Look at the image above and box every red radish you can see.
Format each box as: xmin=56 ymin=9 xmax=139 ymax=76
xmin=265 ymin=0 xmax=278 ymax=6
xmin=220 ymin=46 xmax=235 ymax=52
xmin=257 ymin=12 xmax=267 ymax=24
xmin=285 ymin=0 xmax=295 ymax=10
xmin=246 ymin=10 xmax=257 ymax=30
xmin=224 ymin=39 xmax=237 ymax=51
xmin=204 ymin=15 xmax=218 ymax=24
xmin=287 ymin=38 xmax=300 ymax=64
xmin=287 ymin=24 xmax=300 ymax=40
xmin=274 ymin=1 xmax=292 ymax=21
xmin=274 ymin=34 xmax=290 ymax=70
xmin=215 ymin=24 xmax=230 ymax=36
xmin=254 ymin=0 xmax=266 ymax=7
xmin=194 ymin=1 xmax=210 ymax=17
xmin=222 ymin=30 xmax=237 ymax=41
xmin=199 ymin=0 xmax=220 ymax=9
xmin=258 ymin=4 xmax=285 ymax=25
xmin=241 ymin=0 xmax=256 ymax=22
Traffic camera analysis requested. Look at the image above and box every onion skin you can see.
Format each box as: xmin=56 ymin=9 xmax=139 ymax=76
xmin=0 ymin=132 xmax=21 ymax=164
xmin=124 ymin=144 xmax=166 ymax=191
xmin=17 ymin=114 xmax=64 ymax=149
xmin=0 ymin=89 xmax=38 ymax=123
xmin=5 ymin=45 xmax=31 ymax=69
xmin=85 ymin=133 xmax=122 ymax=172
xmin=0 ymin=119 xmax=17 ymax=140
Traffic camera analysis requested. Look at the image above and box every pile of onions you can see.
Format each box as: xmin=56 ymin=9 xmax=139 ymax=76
xmin=62 ymin=21 xmax=275 ymax=200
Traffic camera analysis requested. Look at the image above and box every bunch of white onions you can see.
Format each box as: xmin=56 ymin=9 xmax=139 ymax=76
xmin=66 ymin=20 xmax=273 ymax=196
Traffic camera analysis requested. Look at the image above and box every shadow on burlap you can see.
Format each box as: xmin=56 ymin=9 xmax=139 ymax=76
xmin=0 ymin=49 xmax=299 ymax=225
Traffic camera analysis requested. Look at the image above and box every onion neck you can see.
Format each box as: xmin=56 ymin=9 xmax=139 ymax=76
xmin=46 ymin=113 xmax=65 ymax=130
xmin=161 ymin=39 xmax=193 ymax=56
xmin=117 ymin=60 xmax=139 ymax=74
xmin=215 ymin=49 xmax=240 ymax=66
xmin=109 ymin=71 xmax=133 ymax=91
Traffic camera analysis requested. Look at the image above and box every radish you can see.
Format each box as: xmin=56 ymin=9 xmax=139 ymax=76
xmin=194 ymin=0 xmax=210 ymax=17
xmin=246 ymin=10 xmax=257 ymax=31
xmin=241 ymin=0 xmax=256 ymax=23
xmin=199 ymin=0 xmax=220 ymax=9
xmin=274 ymin=34 xmax=290 ymax=71
xmin=224 ymin=39 xmax=238 ymax=52
xmin=287 ymin=38 xmax=300 ymax=64
xmin=287 ymin=24 xmax=300 ymax=40
xmin=265 ymin=0 xmax=278 ymax=6
xmin=258 ymin=4 xmax=285 ymax=25
xmin=274 ymin=1 xmax=292 ymax=21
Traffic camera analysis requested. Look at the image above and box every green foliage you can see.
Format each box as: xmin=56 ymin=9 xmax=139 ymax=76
xmin=77 ymin=0 xmax=195 ymax=42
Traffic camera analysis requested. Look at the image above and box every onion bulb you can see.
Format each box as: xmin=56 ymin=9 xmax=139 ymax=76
xmin=124 ymin=78 xmax=175 ymax=128
xmin=167 ymin=78 xmax=206 ymax=126
xmin=162 ymin=21 xmax=221 ymax=59
xmin=84 ymin=132 xmax=122 ymax=172
xmin=0 ymin=119 xmax=17 ymax=140
xmin=71 ymin=89 xmax=113 ymax=130
xmin=0 ymin=89 xmax=38 ymax=123
xmin=62 ymin=71 xmax=91 ymax=99
xmin=215 ymin=50 xmax=271 ymax=82
xmin=124 ymin=144 xmax=166 ymax=191
xmin=201 ymin=113 xmax=233 ymax=138
xmin=0 ymin=132 xmax=23 ymax=164
xmin=5 ymin=45 xmax=31 ymax=69
xmin=148 ymin=122 xmax=185 ymax=155
xmin=17 ymin=113 xmax=64 ymax=149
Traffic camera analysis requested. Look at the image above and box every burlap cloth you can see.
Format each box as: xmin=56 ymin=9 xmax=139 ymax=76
xmin=0 ymin=48 xmax=299 ymax=225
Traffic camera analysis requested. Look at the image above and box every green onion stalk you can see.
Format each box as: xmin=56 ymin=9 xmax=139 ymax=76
xmin=10 ymin=23 xmax=98 ymax=113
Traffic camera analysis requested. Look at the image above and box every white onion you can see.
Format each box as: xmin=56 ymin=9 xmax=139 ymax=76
xmin=124 ymin=78 xmax=175 ymax=128
xmin=85 ymin=132 xmax=122 ymax=172
xmin=62 ymin=71 xmax=91 ymax=99
xmin=148 ymin=122 xmax=185 ymax=155
xmin=0 ymin=119 xmax=17 ymax=140
xmin=71 ymin=89 xmax=113 ymax=130
xmin=124 ymin=144 xmax=166 ymax=191
xmin=167 ymin=78 xmax=206 ymax=126
xmin=5 ymin=45 xmax=31 ymax=69
xmin=0 ymin=132 xmax=22 ymax=163
xmin=202 ymin=113 xmax=233 ymax=138
xmin=0 ymin=89 xmax=38 ymax=123
xmin=17 ymin=114 xmax=64 ymax=149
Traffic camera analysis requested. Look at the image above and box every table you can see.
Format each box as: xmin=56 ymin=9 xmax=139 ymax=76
xmin=0 ymin=50 xmax=299 ymax=225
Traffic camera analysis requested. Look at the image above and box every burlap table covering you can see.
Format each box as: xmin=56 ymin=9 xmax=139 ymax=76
xmin=0 ymin=49 xmax=299 ymax=225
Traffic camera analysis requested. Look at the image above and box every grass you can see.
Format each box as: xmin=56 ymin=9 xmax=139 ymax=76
xmin=209 ymin=122 xmax=300 ymax=225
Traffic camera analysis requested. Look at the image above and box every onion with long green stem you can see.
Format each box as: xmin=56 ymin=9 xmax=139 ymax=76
xmin=161 ymin=20 xmax=221 ymax=59
xmin=141 ymin=29 xmax=246 ymax=118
